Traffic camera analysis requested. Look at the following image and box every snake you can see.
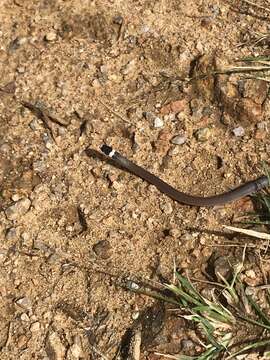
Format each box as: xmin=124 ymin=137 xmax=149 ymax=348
xmin=100 ymin=144 xmax=269 ymax=207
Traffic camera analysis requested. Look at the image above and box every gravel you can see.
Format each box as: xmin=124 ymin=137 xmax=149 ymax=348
xmin=214 ymin=257 xmax=231 ymax=281
xmin=5 ymin=227 xmax=19 ymax=240
xmin=194 ymin=127 xmax=211 ymax=142
xmin=92 ymin=240 xmax=112 ymax=259
xmin=16 ymin=297 xmax=32 ymax=311
xmin=153 ymin=117 xmax=164 ymax=128
xmin=5 ymin=198 xmax=31 ymax=221
xmin=232 ymin=126 xmax=245 ymax=137
xmin=45 ymin=31 xmax=57 ymax=42
xmin=171 ymin=135 xmax=187 ymax=145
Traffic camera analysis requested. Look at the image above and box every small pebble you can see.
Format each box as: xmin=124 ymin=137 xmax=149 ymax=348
xmin=171 ymin=135 xmax=187 ymax=145
xmin=126 ymin=280 xmax=140 ymax=290
xmin=181 ymin=339 xmax=195 ymax=352
xmin=69 ymin=335 xmax=83 ymax=360
xmin=245 ymin=269 xmax=256 ymax=279
xmin=17 ymin=66 xmax=25 ymax=74
xmin=121 ymin=59 xmax=136 ymax=75
xmin=100 ymin=64 xmax=107 ymax=74
xmin=232 ymin=126 xmax=245 ymax=137
xmin=168 ymin=148 xmax=179 ymax=157
xmin=58 ymin=126 xmax=66 ymax=136
xmin=16 ymin=297 xmax=32 ymax=310
xmin=17 ymin=335 xmax=28 ymax=349
xmin=21 ymin=313 xmax=30 ymax=322
xmin=29 ymin=118 xmax=43 ymax=131
xmin=9 ymin=37 xmax=26 ymax=51
xmin=11 ymin=194 xmax=21 ymax=202
xmin=143 ymin=111 xmax=155 ymax=121
xmin=0 ymin=249 xmax=7 ymax=263
xmin=164 ymin=113 xmax=176 ymax=122
xmin=45 ymin=31 xmax=57 ymax=42
xmin=112 ymin=181 xmax=124 ymax=192
xmin=141 ymin=24 xmax=150 ymax=33
xmin=171 ymin=99 xmax=189 ymax=113
xmin=33 ymin=160 xmax=46 ymax=173
xmin=214 ymin=257 xmax=231 ymax=281
xmin=5 ymin=198 xmax=31 ymax=221
xmin=92 ymin=240 xmax=111 ymax=259
xmin=17 ymin=37 xmax=27 ymax=46
xmin=194 ymin=127 xmax=211 ymax=142
xmin=46 ymin=332 xmax=66 ymax=359
xmin=181 ymin=233 xmax=195 ymax=242
xmin=69 ymin=342 xmax=82 ymax=358
xmin=43 ymin=134 xmax=54 ymax=150
xmin=92 ymin=78 xmax=102 ymax=88
xmin=153 ymin=117 xmax=164 ymax=128
xmin=196 ymin=40 xmax=204 ymax=53
xmin=169 ymin=228 xmax=181 ymax=238
xmin=66 ymin=225 xmax=73 ymax=232
xmin=131 ymin=311 xmax=140 ymax=320
xmin=21 ymin=232 xmax=31 ymax=246
xmin=30 ymin=321 xmax=40 ymax=332
xmin=160 ymin=202 xmax=173 ymax=214
xmin=257 ymin=121 xmax=268 ymax=130
xmin=200 ymin=288 xmax=213 ymax=301
xmin=245 ymin=286 xmax=255 ymax=296
xmin=5 ymin=227 xmax=19 ymax=240
xmin=0 ymin=143 xmax=11 ymax=153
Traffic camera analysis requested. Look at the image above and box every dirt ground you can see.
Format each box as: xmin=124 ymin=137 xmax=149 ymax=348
xmin=1 ymin=0 xmax=270 ymax=359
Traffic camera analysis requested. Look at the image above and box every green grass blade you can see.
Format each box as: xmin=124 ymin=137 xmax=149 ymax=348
xmin=176 ymin=273 xmax=206 ymax=303
xmin=240 ymin=56 xmax=270 ymax=62
xmin=125 ymin=282 xmax=180 ymax=306
xmin=193 ymin=305 xmax=233 ymax=325
xmin=225 ymin=339 xmax=270 ymax=359
xmin=247 ymin=295 xmax=270 ymax=326
xmin=165 ymin=284 xmax=203 ymax=307
xmin=198 ymin=320 xmax=222 ymax=349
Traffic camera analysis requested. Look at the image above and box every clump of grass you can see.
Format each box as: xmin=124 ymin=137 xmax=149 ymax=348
xmin=124 ymin=252 xmax=270 ymax=359
xmin=247 ymin=192 xmax=270 ymax=226
xmin=188 ymin=55 xmax=270 ymax=83
xmin=238 ymin=167 xmax=270 ymax=227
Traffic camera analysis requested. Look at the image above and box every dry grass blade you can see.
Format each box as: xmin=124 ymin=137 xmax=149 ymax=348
xmin=242 ymin=0 xmax=270 ymax=13
xmin=98 ymin=99 xmax=131 ymax=124
xmin=223 ymin=225 xmax=270 ymax=240
xmin=188 ymin=64 xmax=270 ymax=83
xmin=222 ymin=65 xmax=270 ymax=72
xmin=246 ymin=76 xmax=270 ymax=82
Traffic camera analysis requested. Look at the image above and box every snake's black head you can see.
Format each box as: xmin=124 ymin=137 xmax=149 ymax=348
xmin=100 ymin=144 xmax=113 ymax=156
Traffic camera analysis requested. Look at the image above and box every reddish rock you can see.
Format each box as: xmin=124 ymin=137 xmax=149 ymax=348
xmin=170 ymin=99 xmax=189 ymax=113
xmin=237 ymin=98 xmax=263 ymax=123
xmin=254 ymin=129 xmax=266 ymax=140
xmin=243 ymin=79 xmax=268 ymax=105
xmin=160 ymin=98 xmax=189 ymax=115
xmin=191 ymin=54 xmax=216 ymax=101
xmin=154 ymin=129 xmax=171 ymax=156
xmin=159 ymin=103 xmax=171 ymax=115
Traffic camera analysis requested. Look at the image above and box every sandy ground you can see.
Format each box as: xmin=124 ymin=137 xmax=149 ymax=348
xmin=0 ymin=0 xmax=270 ymax=359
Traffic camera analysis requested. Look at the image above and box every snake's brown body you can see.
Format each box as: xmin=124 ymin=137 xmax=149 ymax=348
xmin=101 ymin=145 xmax=269 ymax=207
